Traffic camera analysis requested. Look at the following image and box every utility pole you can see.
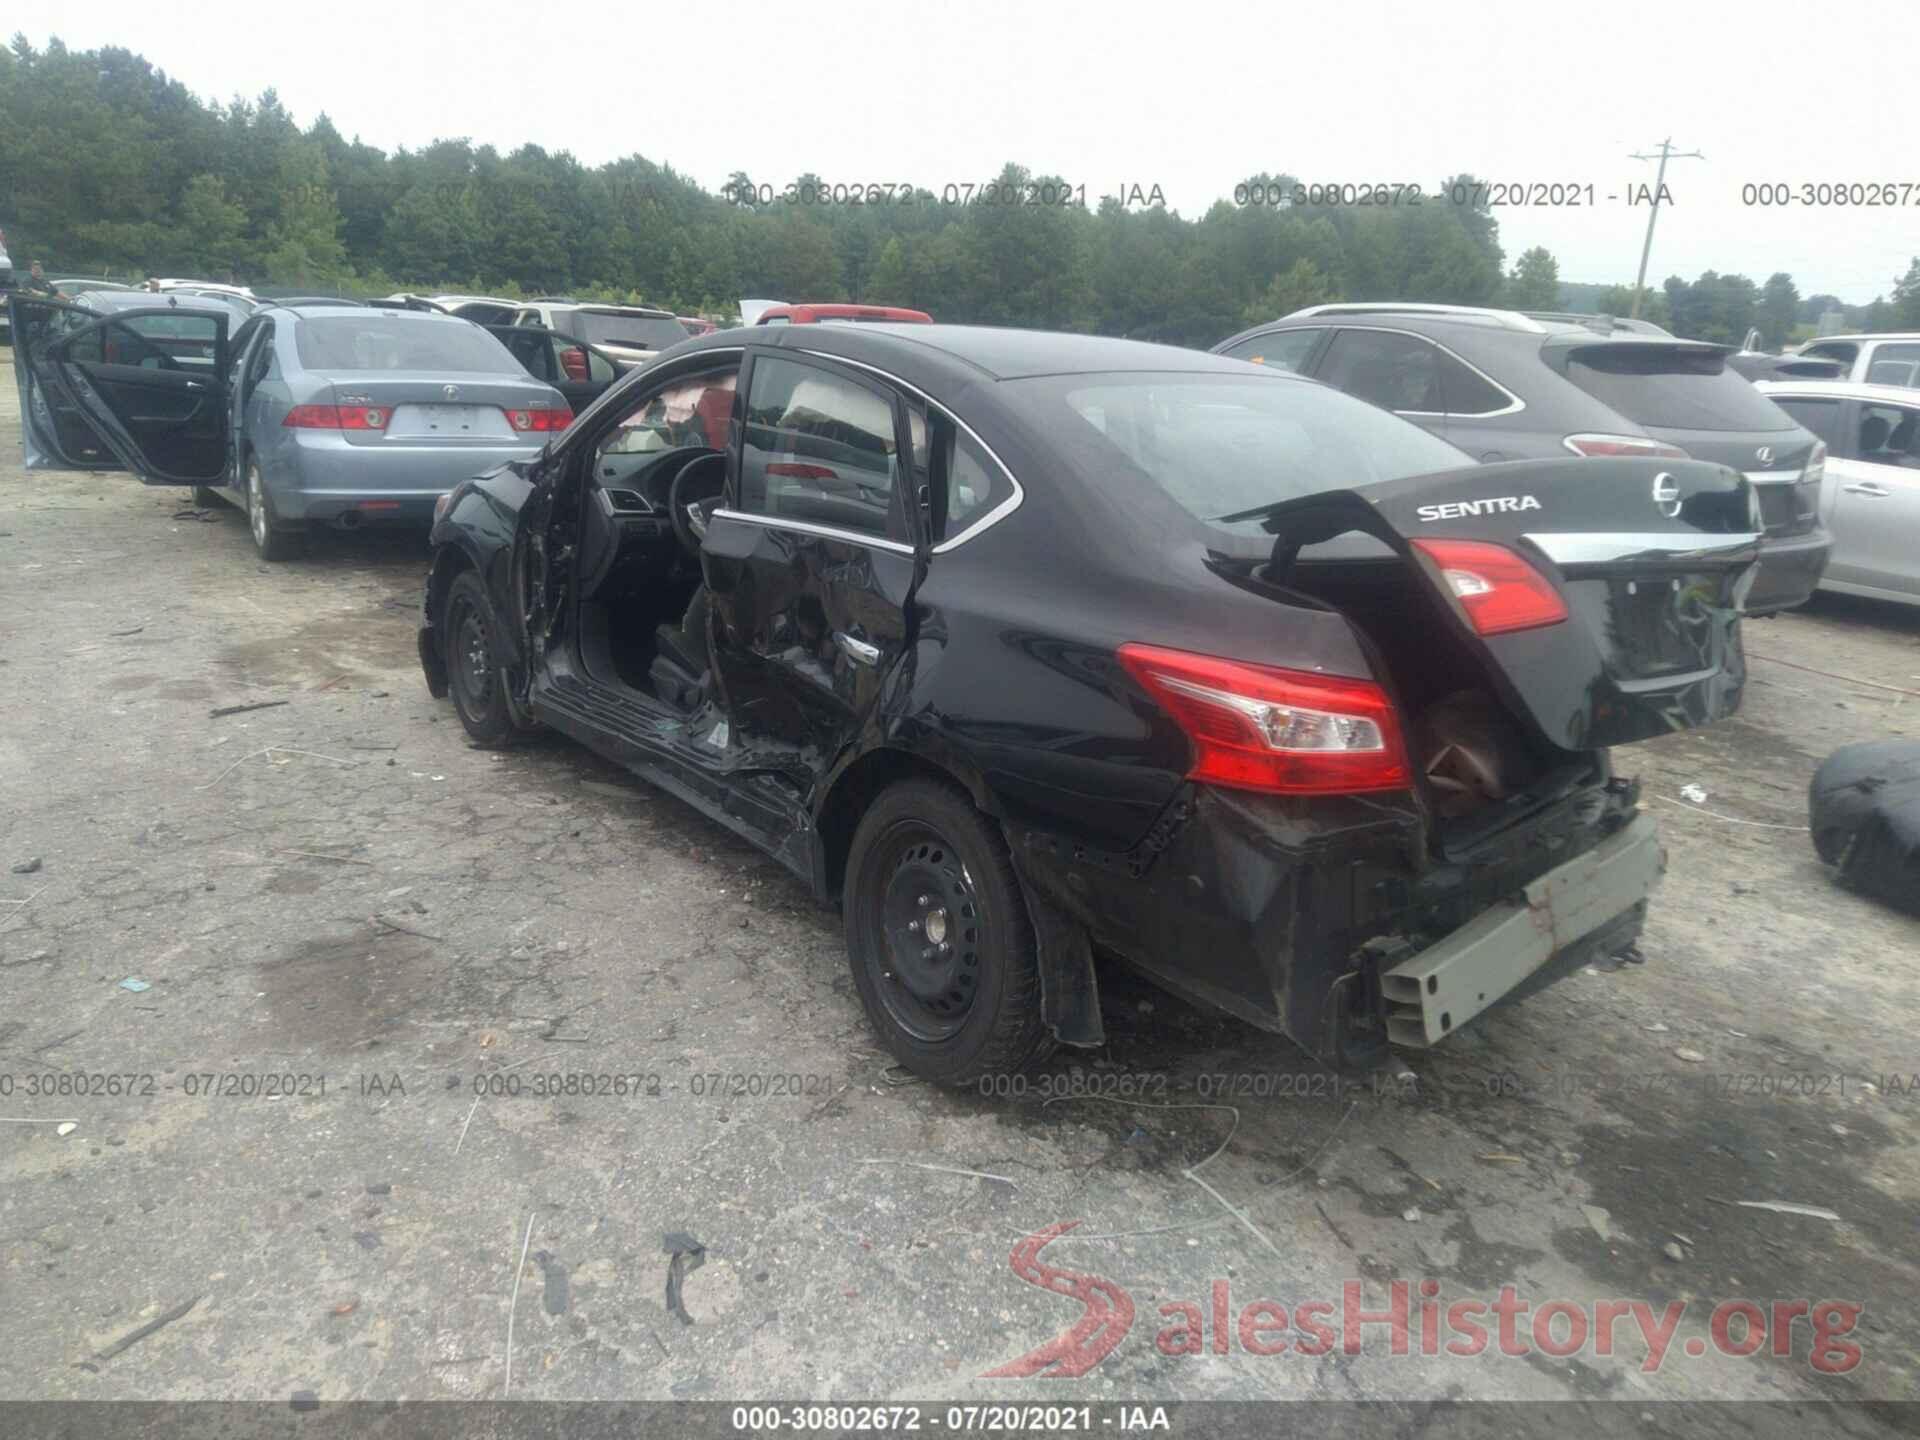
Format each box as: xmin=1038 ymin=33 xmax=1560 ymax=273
xmin=1627 ymin=139 xmax=1704 ymax=318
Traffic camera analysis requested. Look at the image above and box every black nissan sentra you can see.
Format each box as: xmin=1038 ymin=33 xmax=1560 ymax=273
xmin=418 ymin=324 xmax=1762 ymax=1085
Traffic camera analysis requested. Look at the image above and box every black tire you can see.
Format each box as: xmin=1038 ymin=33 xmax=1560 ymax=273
xmin=843 ymin=778 xmax=1053 ymax=1087
xmin=245 ymin=457 xmax=302 ymax=561
xmin=442 ymin=570 xmax=517 ymax=747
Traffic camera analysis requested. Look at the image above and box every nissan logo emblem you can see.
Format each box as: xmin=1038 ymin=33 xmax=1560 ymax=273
xmin=1755 ymin=445 xmax=1773 ymax=464
xmin=443 ymin=384 xmax=460 ymax=400
xmin=1652 ymin=471 xmax=1683 ymax=519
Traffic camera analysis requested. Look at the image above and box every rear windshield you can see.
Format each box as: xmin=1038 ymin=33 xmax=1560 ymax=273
xmin=1564 ymin=345 xmax=1795 ymax=431
xmin=1039 ymin=373 xmax=1469 ymax=533
xmin=570 ymin=311 xmax=688 ymax=350
xmin=294 ymin=316 xmax=517 ymax=372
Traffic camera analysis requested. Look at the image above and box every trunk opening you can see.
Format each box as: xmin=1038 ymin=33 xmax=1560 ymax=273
xmin=1281 ymin=551 xmax=1598 ymax=849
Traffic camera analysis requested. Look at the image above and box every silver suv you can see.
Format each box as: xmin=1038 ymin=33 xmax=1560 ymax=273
xmin=1212 ymin=303 xmax=1831 ymax=613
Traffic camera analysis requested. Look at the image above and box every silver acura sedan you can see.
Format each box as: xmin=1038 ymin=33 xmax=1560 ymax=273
xmin=6 ymin=296 xmax=572 ymax=559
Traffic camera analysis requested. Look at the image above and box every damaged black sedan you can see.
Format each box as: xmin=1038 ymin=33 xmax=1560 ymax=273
xmin=418 ymin=325 xmax=1763 ymax=1084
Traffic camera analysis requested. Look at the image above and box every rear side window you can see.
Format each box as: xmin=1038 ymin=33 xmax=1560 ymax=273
xmin=1857 ymin=404 xmax=1920 ymax=468
xmin=1217 ymin=328 xmax=1322 ymax=373
xmin=1865 ymin=343 xmax=1920 ymax=388
xmin=294 ymin=316 xmax=519 ymax=373
xmin=741 ymin=355 xmax=903 ymax=540
xmin=1770 ymin=396 xmax=1840 ymax=447
xmin=1563 ymin=345 xmax=1795 ymax=431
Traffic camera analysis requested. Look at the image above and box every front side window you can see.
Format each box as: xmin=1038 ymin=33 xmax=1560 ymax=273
xmin=1217 ymin=327 xmax=1322 ymax=373
xmin=602 ymin=368 xmax=738 ymax=456
xmin=740 ymin=355 xmax=902 ymax=540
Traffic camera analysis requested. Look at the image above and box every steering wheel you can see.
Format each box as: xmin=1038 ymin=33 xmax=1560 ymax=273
xmin=668 ymin=452 xmax=727 ymax=557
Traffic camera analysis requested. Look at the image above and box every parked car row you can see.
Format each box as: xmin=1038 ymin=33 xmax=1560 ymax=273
xmin=5 ymin=285 xmax=1910 ymax=1088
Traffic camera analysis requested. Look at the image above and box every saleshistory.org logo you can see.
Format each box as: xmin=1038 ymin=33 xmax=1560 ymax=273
xmin=983 ymin=1222 xmax=1864 ymax=1377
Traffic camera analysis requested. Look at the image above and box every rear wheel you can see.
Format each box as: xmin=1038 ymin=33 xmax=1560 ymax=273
xmin=844 ymin=778 xmax=1052 ymax=1086
xmin=245 ymin=459 xmax=301 ymax=561
xmin=443 ymin=570 xmax=517 ymax=747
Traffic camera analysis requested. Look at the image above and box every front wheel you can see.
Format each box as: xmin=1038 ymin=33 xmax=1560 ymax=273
xmin=443 ymin=570 xmax=517 ymax=747
xmin=844 ymin=778 xmax=1053 ymax=1086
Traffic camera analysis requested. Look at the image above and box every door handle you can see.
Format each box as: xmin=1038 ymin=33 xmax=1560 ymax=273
xmin=1840 ymin=483 xmax=1890 ymax=497
xmin=834 ymin=631 xmax=881 ymax=667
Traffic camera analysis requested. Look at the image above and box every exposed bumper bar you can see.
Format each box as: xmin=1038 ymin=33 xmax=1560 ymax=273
xmin=1380 ymin=815 xmax=1665 ymax=1047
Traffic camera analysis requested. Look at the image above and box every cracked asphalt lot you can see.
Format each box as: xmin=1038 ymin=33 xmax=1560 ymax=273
xmin=2 ymin=360 xmax=1918 ymax=1419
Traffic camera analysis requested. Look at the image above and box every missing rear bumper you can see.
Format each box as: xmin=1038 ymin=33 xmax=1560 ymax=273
xmin=1380 ymin=814 xmax=1665 ymax=1047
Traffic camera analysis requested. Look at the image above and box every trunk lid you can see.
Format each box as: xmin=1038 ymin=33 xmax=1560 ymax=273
xmin=1261 ymin=456 xmax=1761 ymax=753
xmin=311 ymin=371 xmax=561 ymax=447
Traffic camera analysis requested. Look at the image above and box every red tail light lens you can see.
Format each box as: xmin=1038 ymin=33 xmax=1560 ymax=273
xmin=283 ymin=404 xmax=388 ymax=429
xmin=1117 ymin=644 xmax=1410 ymax=795
xmin=1411 ymin=539 xmax=1568 ymax=636
xmin=505 ymin=407 xmax=572 ymax=432
xmin=1562 ymin=433 xmax=1688 ymax=459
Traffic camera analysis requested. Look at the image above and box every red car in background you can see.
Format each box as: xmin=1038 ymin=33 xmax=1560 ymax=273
xmin=754 ymin=302 xmax=933 ymax=326
xmin=678 ymin=316 xmax=718 ymax=337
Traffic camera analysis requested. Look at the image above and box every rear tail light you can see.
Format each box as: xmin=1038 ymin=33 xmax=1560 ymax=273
xmin=284 ymin=404 xmax=388 ymax=429
xmin=1116 ymin=644 xmax=1410 ymax=796
xmin=1562 ymin=433 xmax=1688 ymax=459
xmin=504 ymin=406 xmax=572 ymax=432
xmin=1411 ymin=539 xmax=1569 ymax=636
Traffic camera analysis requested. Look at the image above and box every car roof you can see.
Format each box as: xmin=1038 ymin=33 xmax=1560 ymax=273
xmin=74 ymin=290 xmax=241 ymax=315
xmin=1800 ymin=333 xmax=1920 ymax=344
xmin=556 ymin=303 xmax=677 ymax=318
xmin=687 ymin=322 xmax=1277 ymax=383
xmin=758 ymin=303 xmax=934 ymax=323
xmin=1755 ymin=379 xmax=1920 ymax=404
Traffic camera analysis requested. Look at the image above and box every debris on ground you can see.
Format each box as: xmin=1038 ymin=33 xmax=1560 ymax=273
xmin=663 ymin=1231 xmax=708 ymax=1325
xmin=81 ymin=1295 xmax=201 ymax=1366
xmin=1663 ymin=1241 xmax=1688 ymax=1262
xmin=1401 ymin=1207 xmax=1421 ymax=1223
xmin=56 ymin=1122 xmax=76 ymax=1137
xmin=1730 ymin=1199 xmax=1841 ymax=1221
xmin=208 ymin=699 xmax=291 ymax=719
xmin=1581 ymin=1204 xmax=1611 ymax=1242
xmin=1680 ymin=783 xmax=1708 ymax=804
xmin=1674 ymin=1048 xmax=1706 ymax=1063
xmin=1809 ymin=740 xmax=1920 ymax=916
xmin=10 ymin=857 xmax=41 ymax=874
xmin=535 ymin=1250 xmax=571 ymax=1315
xmin=118 ymin=978 xmax=150 ymax=993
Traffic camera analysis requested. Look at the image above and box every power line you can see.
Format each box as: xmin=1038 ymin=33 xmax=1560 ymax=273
xmin=1627 ymin=139 xmax=1704 ymax=318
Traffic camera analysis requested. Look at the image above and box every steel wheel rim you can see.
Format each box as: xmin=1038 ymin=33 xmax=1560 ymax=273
xmin=248 ymin=465 xmax=268 ymax=547
xmin=450 ymin=599 xmax=494 ymax=712
xmin=863 ymin=819 xmax=983 ymax=1042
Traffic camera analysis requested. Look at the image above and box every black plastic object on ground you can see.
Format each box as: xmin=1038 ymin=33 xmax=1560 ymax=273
xmin=1810 ymin=741 xmax=1920 ymax=916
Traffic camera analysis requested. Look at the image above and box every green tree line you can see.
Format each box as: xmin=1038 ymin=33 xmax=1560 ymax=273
xmin=4 ymin=36 xmax=1917 ymax=347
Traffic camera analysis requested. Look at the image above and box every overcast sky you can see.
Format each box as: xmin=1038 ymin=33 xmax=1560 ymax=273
xmin=21 ymin=1 xmax=1918 ymax=301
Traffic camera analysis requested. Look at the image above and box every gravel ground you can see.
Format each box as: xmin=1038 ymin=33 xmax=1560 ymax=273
xmin=2 ymin=356 xmax=1918 ymax=1420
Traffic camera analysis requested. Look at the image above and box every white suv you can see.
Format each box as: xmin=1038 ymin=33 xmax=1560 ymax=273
xmin=1791 ymin=334 xmax=1920 ymax=390
xmin=507 ymin=303 xmax=687 ymax=369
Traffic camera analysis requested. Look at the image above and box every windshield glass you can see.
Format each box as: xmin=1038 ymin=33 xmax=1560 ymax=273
xmin=1041 ymin=373 xmax=1469 ymax=533
xmin=294 ymin=316 xmax=518 ymax=372
xmin=1564 ymin=345 xmax=1796 ymax=431
xmin=570 ymin=311 xmax=688 ymax=351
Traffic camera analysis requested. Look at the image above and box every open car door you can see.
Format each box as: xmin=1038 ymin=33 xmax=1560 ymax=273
xmin=485 ymin=325 xmax=620 ymax=413
xmin=19 ymin=299 xmax=231 ymax=485
xmin=9 ymin=295 xmax=128 ymax=471
xmin=9 ymin=296 xmax=231 ymax=483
